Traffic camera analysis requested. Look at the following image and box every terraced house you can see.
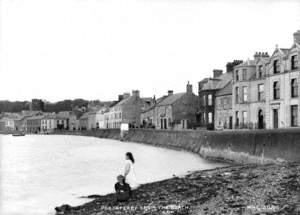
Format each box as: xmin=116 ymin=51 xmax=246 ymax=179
xmin=25 ymin=115 xmax=44 ymax=133
xmin=198 ymin=68 xmax=237 ymax=130
xmin=41 ymin=114 xmax=57 ymax=132
xmin=141 ymin=82 xmax=198 ymax=130
xmin=214 ymin=60 xmax=243 ymax=130
xmin=232 ymin=52 xmax=270 ymax=129
xmin=265 ymin=31 xmax=300 ymax=129
xmin=107 ymin=90 xmax=153 ymax=129
xmin=232 ymin=30 xmax=300 ymax=130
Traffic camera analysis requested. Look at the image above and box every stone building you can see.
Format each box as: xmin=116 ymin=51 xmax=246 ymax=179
xmin=265 ymin=31 xmax=300 ymax=129
xmin=69 ymin=111 xmax=82 ymax=131
xmin=198 ymin=69 xmax=233 ymax=129
xmin=25 ymin=115 xmax=43 ymax=133
xmin=232 ymin=59 xmax=256 ymax=129
xmin=232 ymin=53 xmax=269 ymax=129
xmin=79 ymin=112 xmax=89 ymax=130
xmin=214 ymin=81 xmax=233 ymax=129
xmin=232 ymin=30 xmax=300 ymax=130
xmin=140 ymin=95 xmax=168 ymax=128
xmin=154 ymin=83 xmax=198 ymax=130
xmin=56 ymin=111 xmax=70 ymax=130
xmin=41 ymin=114 xmax=57 ymax=132
xmin=107 ymin=91 xmax=153 ymax=129
xmin=95 ymin=107 xmax=109 ymax=129
xmin=0 ymin=117 xmax=15 ymax=131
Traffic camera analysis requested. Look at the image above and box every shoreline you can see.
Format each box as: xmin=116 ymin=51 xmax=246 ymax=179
xmin=52 ymin=133 xmax=300 ymax=215
xmin=55 ymin=161 xmax=300 ymax=215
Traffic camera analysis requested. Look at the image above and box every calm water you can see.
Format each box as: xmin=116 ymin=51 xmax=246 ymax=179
xmin=0 ymin=134 xmax=224 ymax=215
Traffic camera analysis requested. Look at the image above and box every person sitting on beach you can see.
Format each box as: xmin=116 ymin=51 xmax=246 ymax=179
xmin=114 ymin=175 xmax=131 ymax=202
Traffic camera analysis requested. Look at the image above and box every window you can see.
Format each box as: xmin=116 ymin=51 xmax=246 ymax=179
xmin=273 ymin=81 xmax=280 ymax=100
xmin=258 ymin=84 xmax=264 ymax=101
xmin=291 ymin=105 xmax=298 ymax=127
xmin=242 ymin=69 xmax=247 ymax=80
xmin=291 ymin=79 xmax=298 ymax=98
xmin=224 ymin=97 xmax=228 ymax=106
xmin=208 ymin=112 xmax=212 ymax=123
xmin=242 ymin=86 xmax=247 ymax=102
xmin=235 ymin=87 xmax=239 ymax=103
xmin=273 ymin=59 xmax=280 ymax=74
xmin=258 ymin=65 xmax=263 ymax=78
xmin=235 ymin=70 xmax=239 ymax=81
xmin=291 ymin=55 xmax=298 ymax=70
xmin=242 ymin=111 xmax=248 ymax=125
xmin=203 ymin=95 xmax=206 ymax=106
xmin=208 ymin=94 xmax=212 ymax=106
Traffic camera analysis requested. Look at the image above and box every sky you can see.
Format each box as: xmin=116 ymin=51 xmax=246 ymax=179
xmin=1 ymin=0 xmax=300 ymax=102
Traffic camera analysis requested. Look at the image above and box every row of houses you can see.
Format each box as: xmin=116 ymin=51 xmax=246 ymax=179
xmin=0 ymin=111 xmax=76 ymax=133
xmin=0 ymin=85 xmax=198 ymax=132
xmin=200 ymin=30 xmax=300 ymax=130
xmin=1 ymin=30 xmax=299 ymax=132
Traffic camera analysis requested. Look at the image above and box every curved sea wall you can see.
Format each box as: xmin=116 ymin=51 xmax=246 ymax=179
xmin=54 ymin=128 xmax=300 ymax=164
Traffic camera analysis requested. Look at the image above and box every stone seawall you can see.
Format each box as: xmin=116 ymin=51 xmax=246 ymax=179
xmin=54 ymin=128 xmax=300 ymax=164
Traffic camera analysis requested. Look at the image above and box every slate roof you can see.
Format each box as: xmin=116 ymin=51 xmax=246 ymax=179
xmin=234 ymin=60 xmax=256 ymax=68
xmin=201 ymin=79 xmax=219 ymax=90
xmin=56 ymin=111 xmax=71 ymax=119
xmin=26 ymin=115 xmax=44 ymax=120
xmin=156 ymin=93 xmax=185 ymax=106
xmin=216 ymin=81 xmax=232 ymax=96
xmin=215 ymin=72 xmax=233 ymax=89
xmin=280 ymin=48 xmax=290 ymax=55
xmin=141 ymin=96 xmax=168 ymax=113
xmin=201 ymin=72 xmax=233 ymax=91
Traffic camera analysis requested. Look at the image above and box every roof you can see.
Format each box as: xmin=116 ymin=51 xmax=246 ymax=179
xmin=141 ymin=95 xmax=168 ymax=113
xmin=43 ymin=115 xmax=56 ymax=119
xmin=156 ymin=93 xmax=185 ymax=106
xmin=56 ymin=111 xmax=70 ymax=119
xmin=280 ymin=48 xmax=290 ymax=55
xmin=216 ymin=81 xmax=232 ymax=96
xmin=201 ymin=72 xmax=233 ymax=91
xmin=26 ymin=115 xmax=44 ymax=120
xmin=201 ymin=79 xmax=220 ymax=90
xmin=215 ymin=72 xmax=233 ymax=89
xmin=80 ymin=112 xmax=90 ymax=119
xmin=234 ymin=60 xmax=256 ymax=68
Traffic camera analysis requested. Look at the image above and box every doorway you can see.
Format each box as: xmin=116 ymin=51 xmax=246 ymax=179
xmin=273 ymin=109 xmax=278 ymax=129
xmin=258 ymin=109 xmax=264 ymax=129
xmin=229 ymin=116 xmax=233 ymax=129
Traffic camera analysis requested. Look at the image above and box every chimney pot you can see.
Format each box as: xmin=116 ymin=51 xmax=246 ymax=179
xmin=132 ymin=90 xmax=140 ymax=98
xmin=213 ymin=69 xmax=223 ymax=78
xmin=186 ymin=82 xmax=193 ymax=93
xmin=167 ymin=90 xmax=173 ymax=96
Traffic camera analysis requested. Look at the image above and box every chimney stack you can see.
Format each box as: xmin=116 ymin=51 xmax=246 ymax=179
xmin=167 ymin=90 xmax=173 ymax=96
xmin=186 ymin=81 xmax=193 ymax=93
xmin=226 ymin=60 xmax=243 ymax=73
xmin=132 ymin=90 xmax=140 ymax=98
xmin=118 ymin=95 xmax=124 ymax=101
xmin=254 ymin=52 xmax=270 ymax=61
xmin=294 ymin=30 xmax=300 ymax=44
xmin=213 ymin=69 xmax=223 ymax=78
xmin=123 ymin=93 xmax=130 ymax=99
